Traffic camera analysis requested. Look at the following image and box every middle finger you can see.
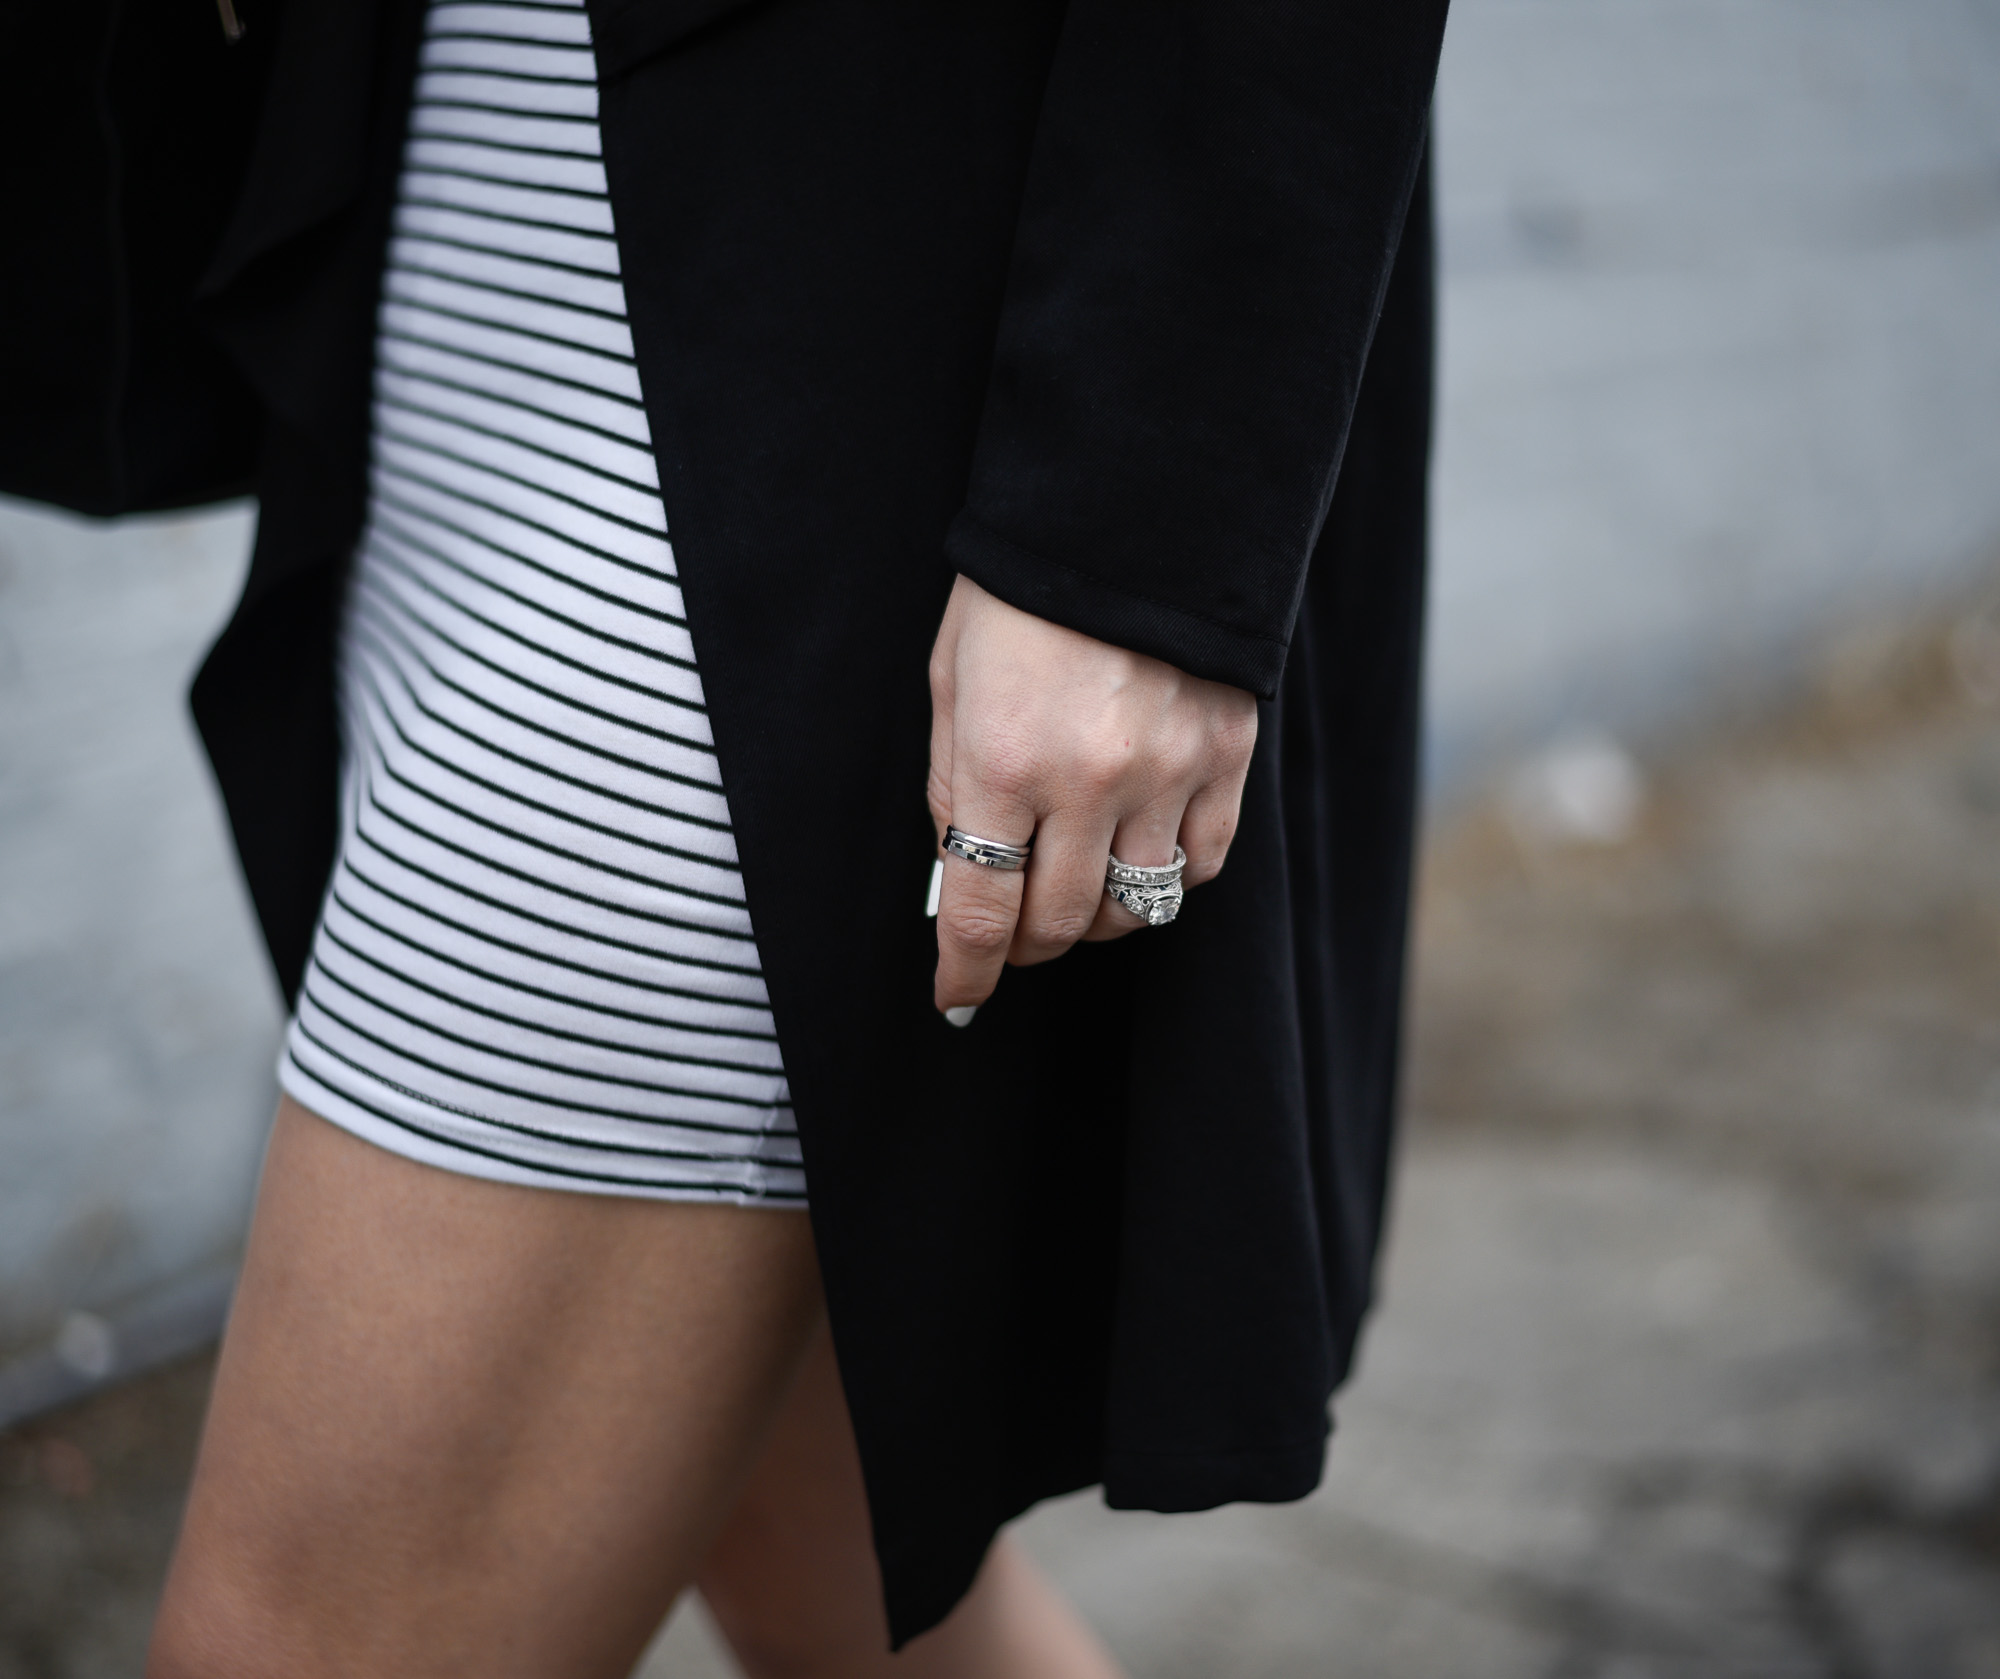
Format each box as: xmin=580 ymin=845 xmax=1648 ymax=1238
xmin=1010 ymin=816 xmax=1118 ymax=966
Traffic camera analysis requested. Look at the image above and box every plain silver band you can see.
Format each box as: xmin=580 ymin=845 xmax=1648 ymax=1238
xmin=1104 ymin=845 xmax=1187 ymax=887
xmin=943 ymin=825 xmax=1033 ymax=872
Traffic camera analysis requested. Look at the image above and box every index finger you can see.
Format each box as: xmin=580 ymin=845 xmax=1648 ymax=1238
xmin=933 ymin=812 xmax=1035 ymax=1014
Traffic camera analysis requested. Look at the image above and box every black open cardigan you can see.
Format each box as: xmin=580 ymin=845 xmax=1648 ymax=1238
xmin=66 ymin=0 xmax=1446 ymax=1642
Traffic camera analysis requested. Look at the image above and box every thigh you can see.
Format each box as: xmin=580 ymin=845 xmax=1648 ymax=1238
xmin=151 ymin=1097 xmax=824 ymax=1679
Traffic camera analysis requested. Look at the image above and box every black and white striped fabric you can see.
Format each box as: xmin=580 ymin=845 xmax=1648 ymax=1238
xmin=277 ymin=0 xmax=805 ymax=1205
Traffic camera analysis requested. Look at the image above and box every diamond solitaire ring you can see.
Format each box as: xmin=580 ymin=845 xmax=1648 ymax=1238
xmin=1104 ymin=845 xmax=1187 ymax=927
xmin=943 ymin=826 xmax=1033 ymax=872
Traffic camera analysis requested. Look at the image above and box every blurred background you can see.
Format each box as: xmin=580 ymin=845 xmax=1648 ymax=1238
xmin=4 ymin=0 xmax=1999 ymax=1672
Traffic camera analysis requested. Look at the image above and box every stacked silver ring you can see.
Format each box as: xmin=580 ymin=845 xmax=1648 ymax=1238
xmin=1105 ymin=845 xmax=1187 ymax=926
xmin=943 ymin=826 xmax=1033 ymax=872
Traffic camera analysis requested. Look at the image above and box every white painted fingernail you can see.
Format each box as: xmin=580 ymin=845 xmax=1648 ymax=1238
xmin=944 ymin=1005 xmax=978 ymax=1028
xmin=925 ymin=859 xmax=944 ymax=918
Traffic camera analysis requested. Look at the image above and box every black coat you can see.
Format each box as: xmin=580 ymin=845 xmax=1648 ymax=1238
xmin=34 ymin=0 xmax=1448 ymax=1642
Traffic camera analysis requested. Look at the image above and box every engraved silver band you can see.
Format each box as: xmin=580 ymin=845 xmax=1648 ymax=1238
xmin=1104 ymin=845 xmax=1187 ymax=926
xmin=943 ymin=825 xmax=1034 ymax=872
xmin=1104 ymin=845 xmax=1187 ymax=887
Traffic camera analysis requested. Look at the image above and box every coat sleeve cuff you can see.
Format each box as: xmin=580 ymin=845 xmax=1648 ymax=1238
xmin=944 ymin=511 xmax=1290 ymax=700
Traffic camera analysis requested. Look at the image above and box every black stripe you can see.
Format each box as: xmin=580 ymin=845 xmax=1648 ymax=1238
xmin=356 ymin=772 xmax=756 ymax=947
xmin=397 ymin=188 xmax=616 ymax=243
xmin=374 ymin=410 xmax=665 ymax=542
xmin=371 ymin=468 xmax=671 ymax=593
xmin=357 ymin=700 xmax=749 ymax=914
xmin=415 ymin=65 xmax=595 ymax=92
xmin=384 ymin=273 xmax=630 ymax=352
xmin=305 ymin=958 xmax=780 ymax=1097
xmin=385 ymin=294 xmax=632 ymax=377
xmin=383 ymin=274 xmax=630 ymax=359
xmin=400 ymin=125 xmax=603 ymax=164
xmin=384 ymin=220 xmax=620 ymax=283
xmin=353 ymin=540 xmax=718 ymax=752
xmin=374 ymin=348 xmax=642 ymax=450
xmin=396 ymin=157 xmax=608 ymax=203
xmin=316 ymin=928 xmax=783 ymax=1082
xmin=349 ymin=791 xmax=763 ymax=975
xmin=414 ymin=98 xmax=598 ymax=130
xmin=285 ymin=1049 xmax=806 ymax=1197
xmin=389 ymin=244 xmax=628 ymax=325
xmin=345 ymin=606 xmax=730 ymax=831
xmin=345 ymin=627 xmax=732 ymax=870
xmin=431 ymin=1 xmax=593 ymax=13
xmin=385 ymin=285 xmax=631 ymax=367
xmin=424 ymin=33 xmax=596 ymax=51
xmin=325 ymin=884 xmax=778 ymax=1040
xmin=375 ymin=377 xmax=656 ymax=492
xmin=297 ymin=989 xmax=788 ymax=1120
xmin=380 ymin=319 xmax=637 ymax=413
xmin=337 ymin=858 xmax=765 ymax=1009
xmin=363 ymin=507 xmax=700 ymax=684
xmin=369 ymin=468 xmax=682 ymax=623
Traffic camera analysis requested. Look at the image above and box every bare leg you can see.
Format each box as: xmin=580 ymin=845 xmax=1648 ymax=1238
xmin=699 ymin=1332 xmax=1125 ymax=1679
xmin=150 ymin=1097 xmax=825 ymax=1679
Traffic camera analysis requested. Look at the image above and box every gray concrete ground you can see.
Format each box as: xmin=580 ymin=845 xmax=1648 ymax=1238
xmin=0 ymin=500 xmax=277 ymax=1371
xmin=7 ymin=595 xmax=1996 ymax=1678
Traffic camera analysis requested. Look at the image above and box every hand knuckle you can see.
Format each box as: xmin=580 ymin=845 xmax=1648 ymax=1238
xmin=1167 ymin=720 xmax=1208 ymax=783
xmin=1078 ymin=739 xmax=1133 ymax=795
xmin=1030 ymin=909 xmax=1095 ymax=948
xmin=1211 ymin=706 xmax=1259 ymax=764
xmin=943 ymin=907 xmax=1013 ymax=958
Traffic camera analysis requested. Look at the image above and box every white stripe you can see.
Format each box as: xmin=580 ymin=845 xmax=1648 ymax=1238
xmin=374 ymin=366 xmax=660 ymax=489
xmin=415 ymin=70 xmax=598 ymax=120
xmin=372 ymin=399 xmax=665 ymax=529
xmin=404 ymin=136 xmax=607 ymax=193
xmin=376 ymin=333 xmax=653 ymax=444
xmin=384 ymin=264 xmax=634 ymax=358
xmin=410 ymin=104 xmax=602 ymax=157
xmin=426 ymin=4 xmax=594 ymax=46
xmin=420 ymin=38 xmax=597 ymax=78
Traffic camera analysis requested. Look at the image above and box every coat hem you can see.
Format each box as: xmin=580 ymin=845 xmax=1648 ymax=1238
xmin=1100 ymin=1426 xmax=1331 ymax=1514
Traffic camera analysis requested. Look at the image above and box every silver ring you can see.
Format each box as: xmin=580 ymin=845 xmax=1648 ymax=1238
xmin=943 ymin=825 xmax=1033 ymax=872
xmin=1104 ymin=845 xmax=1187 ymax=887
xmin=1104 ymin=845 xmax=1187 ymax=926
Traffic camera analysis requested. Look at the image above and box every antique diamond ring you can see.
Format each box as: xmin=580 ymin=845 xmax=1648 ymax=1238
xmin=1104 ymin=845 xmax=1187 ymax=926
xmin=943 ymin=825 xmax=1033 ymax=871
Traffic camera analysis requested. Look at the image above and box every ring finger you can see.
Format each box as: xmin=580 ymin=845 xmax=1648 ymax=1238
xmin=1085 ymin=801 xmax=1189 ymax=940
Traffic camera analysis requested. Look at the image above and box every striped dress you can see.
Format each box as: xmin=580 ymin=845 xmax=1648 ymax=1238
xmin=277 ymin=0 xmax=805 ymax=1205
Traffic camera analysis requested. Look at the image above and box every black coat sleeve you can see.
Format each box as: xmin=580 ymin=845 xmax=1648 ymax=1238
xmin=944 ymin=0 xmax=1449 ymax=698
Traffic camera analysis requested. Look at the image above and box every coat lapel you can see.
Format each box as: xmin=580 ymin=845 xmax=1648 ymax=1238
xmin=200 ymin=0 xmax=390 ymax=299
xmin=587 ymin=0 xmax=768 ymax=81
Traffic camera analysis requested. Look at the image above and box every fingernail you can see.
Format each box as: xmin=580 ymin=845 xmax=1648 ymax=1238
xmin=925 ymin=859 xmax=943 ymax=918
xmin=944 ymin=1005 xmax=978 ymax=1028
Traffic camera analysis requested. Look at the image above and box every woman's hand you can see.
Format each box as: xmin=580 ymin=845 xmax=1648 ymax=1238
xmin=927 ymin=575 xmax=1259 ymax=1014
